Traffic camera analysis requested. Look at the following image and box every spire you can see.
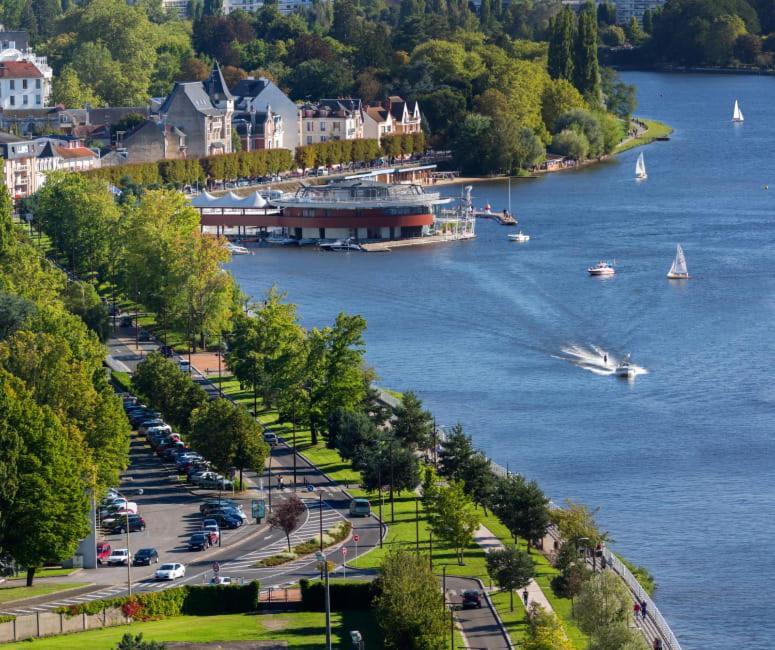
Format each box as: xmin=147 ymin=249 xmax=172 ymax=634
xmin=204 ymin=61 xmax=233 ymax=103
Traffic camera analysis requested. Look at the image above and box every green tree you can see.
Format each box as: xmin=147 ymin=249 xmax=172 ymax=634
xmin=189 ymin=398 xmax=268 ymax=487
xmin=268 ymin=493 xmax=305 ymax=551
xmin=116 ymin=633 xmax=166 ymax=650
xmin=624 ymin=16 xmax=645 ymax=44
xmin=550 ymin=128 xmax=589 ymax=160
xmin=52 ymin=66 xmax=100 ymax=108
xmin=551 ymin=499 xmax=609 ymax=547
xmin=573 ymin=3 xmax=601 ymax=104
xmin=327 ymin=407 xmax=378 ymax=460
xmin=331 ymin=0 xmax=359 ymax=42
xmin=360 ymin=432 xmax=420 ymax=511
xmin=642 ymin=8 xmax=654 ymax=34
xmin=523 ymin=603 xmax=575 ymax=650
xmin=492 ymin=474 xmax=550 ymax=549
xmin=513 ymin=127 xmax=546 ymax=171
xmin=0 ymin=184 xmax=13 ymax=258
xmin=541 ymin=78 xmax=587 ymax=134
xmin=601 ymin=67 xmax=636 ymax=118
xmin=438 ymin=422 xmax=473 ymax=481
xmin=427 ymin=479 xmax=479 ymax=564
xmin=61 ymin=281 xmax=109 ymax=342
xmin=0 ymin=293 xmax=36 ymax=341
xmin=548 ymin=7 xmax=575 ymax=82
xmin=392 ymin=390 xmax=434 ymax=451
xmin=601 ymin=24 xmax=626 ymax=47
xmin=486 ymin=545 xmax=535 ymax=611
xmin=374 ymin=549 xmax=447 ymax=650
xmin=460 ymin=452 xmax=498 ymax=514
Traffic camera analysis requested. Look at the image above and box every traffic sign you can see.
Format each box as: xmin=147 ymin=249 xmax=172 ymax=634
xmin=341 ymin=547 xmax=348 ymax=556
xmin=212 ymin=562 xmax=220 ymax=574
xmin=306 ymin=483 xmax=315 ymax=492
xmin=352 ymin=534 xmax=360 ymax=542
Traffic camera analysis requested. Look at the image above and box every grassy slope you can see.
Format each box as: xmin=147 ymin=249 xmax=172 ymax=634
xmin=0 ymin=582 xmax=91 ymax=604
xmin=1 ymin=610 xmax=381 ymax=649
xmin=614 ymin=118 xmax=673 ymax=154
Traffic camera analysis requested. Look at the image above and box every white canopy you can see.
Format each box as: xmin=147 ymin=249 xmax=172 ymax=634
xmin=190 ymin=190 xmax=268 ymax=209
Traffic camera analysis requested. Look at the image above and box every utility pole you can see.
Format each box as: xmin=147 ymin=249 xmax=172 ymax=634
xmin=319 ymin=492 xmax=324 ymax=553
xmin=429 ymin=532 xmax=433 ymax=570
xmin=316 ymin=552 xmax=332 ymax=650
xmin=415 ymin=497 xmax=420 ymax=552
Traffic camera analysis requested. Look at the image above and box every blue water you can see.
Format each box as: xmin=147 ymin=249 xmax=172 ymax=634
xmin=228 ymin=72 xmax=775 ymax=648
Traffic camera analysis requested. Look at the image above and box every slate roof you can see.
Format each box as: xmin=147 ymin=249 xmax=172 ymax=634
xmin=202 ymin=62 xmax=233 ymax=102
xmin=231 ymin=78 xmax=269 ymax=99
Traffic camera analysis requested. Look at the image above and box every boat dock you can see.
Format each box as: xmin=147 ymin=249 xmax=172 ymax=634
xmin=361 ymin=232 xmax=476 ymax=252
xmin=473 ymin=210 xmax=517 ymax=226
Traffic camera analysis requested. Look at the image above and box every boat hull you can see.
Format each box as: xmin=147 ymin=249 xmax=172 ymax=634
xmin=588 ymin=269 xmax=615 ymax=276
xmin=666 ymin=272 xmax=689 ymax=279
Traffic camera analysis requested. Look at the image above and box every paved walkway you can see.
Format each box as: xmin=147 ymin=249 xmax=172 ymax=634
xmin=473 ymin=524 xmax=554 ymax=614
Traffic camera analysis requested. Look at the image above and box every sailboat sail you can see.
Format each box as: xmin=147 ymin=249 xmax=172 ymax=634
xmin=668 ymin=244 xmax=688 ymax=277
xmin=733 ymin=100 xmax=744 ymax=122
xmin=635 ymin=152 xmax=647 ymax=178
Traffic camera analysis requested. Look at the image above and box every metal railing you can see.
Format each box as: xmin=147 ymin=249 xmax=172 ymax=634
xmin=603 ymin=548 xmax=682 ymax=650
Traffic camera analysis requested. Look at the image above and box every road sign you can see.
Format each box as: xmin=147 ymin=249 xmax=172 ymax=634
xmin=212 ymin=562 xmax=220 ymax=574
xmin=352 ymin=534 xmax=360 ymax=542
xmin=341 ymin=547 xmax=348 ymax=556
xmin=306 ymin=483 xmax=315 ymax=492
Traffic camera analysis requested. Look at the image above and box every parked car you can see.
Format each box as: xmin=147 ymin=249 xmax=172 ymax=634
xmin=159 ymin=345 xmax=173 ymax=358
xmin=461 ymin=590 xmax=483 ymax=609
xmin=104 ymin=514 xmax=146 ymax=534
xmin=349 ymin=498 xmax=371 ymax=517
xmin=155 ymin=563 xmax=185 ymax=581
xmin=107 ymin=548 xmax=132 ymax=566
xmin=96 ymin=542 xmax=111 ymax=565
xmin=204 ymin=506 xmax=247 ymax=522
xmin=139 ymin=419 xmax=165 ymax=434
xmin=263 ymin=431 xmax=279 ymax=446
xmin=209 ymin=576 xmax=233 ymax=585
xmin=178 ymin=359 xmax=191 ymax=373
xmin=200 ymin=475 xmax=233 ymax=490
xmin=138 ymin=329 xmax=151 ymax=342
xmin=199 ymin=499 xmax=239 ymax=515
xmin=206 ymin=512 xmax=244 ymax=529
xmin=188 ymin=532 xmax=210 ymax=551
xmin=133 ymin=548 xmax=159 ymax=566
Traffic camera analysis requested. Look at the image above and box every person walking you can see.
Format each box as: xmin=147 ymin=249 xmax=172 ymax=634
xmin=641 ymin=600 xmax=648 ymax=620
xmin=277 ymin=475 xmax=285 ymax=490
xmin=633 ymin=601 xmax=641 ymax=622
xmin=522 ymin=588 xmax=529 ymax=608
xmin=653 ymin=639 xmax=663 ymax=650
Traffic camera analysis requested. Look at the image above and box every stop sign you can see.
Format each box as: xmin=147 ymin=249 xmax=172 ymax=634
xmin=342 ymin=547 xmax=348 ymax=556
xmin=352 ymin=534 xmax=360 ymax=542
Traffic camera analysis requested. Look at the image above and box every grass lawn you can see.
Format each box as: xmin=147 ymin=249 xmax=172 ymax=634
xmin=0 ymin=582 xmax=91 ymax=604
xmin=614 ymin=118 xmax=673 ymax=154
xmin=1 ymin=610 xmax=381 ymax=649
xmin=6 ymin=567 xmax=80 ymax=580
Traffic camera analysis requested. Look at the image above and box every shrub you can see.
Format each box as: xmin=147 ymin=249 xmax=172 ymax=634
xmin=255 ymin=552 xmax=297 ymax=568
xmin=299 ymin=579 xmax=378 ymax=611
xmin=0 ymin=615 xmax=16 ymax=624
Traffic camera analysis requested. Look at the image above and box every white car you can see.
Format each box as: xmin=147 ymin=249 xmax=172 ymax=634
xmin=155 ymin=562 xmax=186 ymax=581
xmin=107 ymin=549 xmax=132 ymax=566
xmin=209 ymin=576 xmax=233 ymax=585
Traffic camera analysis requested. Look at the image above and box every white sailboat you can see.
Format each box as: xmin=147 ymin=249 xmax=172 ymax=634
xmin=732 ymin=100 xmax=744 ymax=123
xmin=666 ymin=244 xmax=689 ymax=279
xmin=635 ymin=152 xmax=647 ymax=180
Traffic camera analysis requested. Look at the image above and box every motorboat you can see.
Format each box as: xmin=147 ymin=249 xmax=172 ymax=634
xmin=297 ymin=238 xmax=319 ymax=247
xmin=320 ymin=238 xmax=364 ymax=252
xmin=587 ymin=261 xmax=615 ymax=276
xmin=732 ymin=99 xmax=744 ymax=123
xmin=226 ymin=242 xmax=250 ymax=255
xmin=264 ymin=235 xmax=298 ymax=246
xmin=508 ymin=231 xmax=530 ymax=242
xmin=615 ymin=354 xmax=633 ymax=378
xmin=666 ymin=244 xmax=689 ymax=279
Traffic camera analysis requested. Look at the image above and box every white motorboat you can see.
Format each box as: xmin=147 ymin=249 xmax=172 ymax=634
xmin=265 ymin=235 xmax=297 ymax=246
xmin=615 ymin=354 xmax=633 ymax=378
xmin=320 ymin=238 xmax=364 ymax=252
xmin=508 ymin=231 xmax=530 ymax=242
xmin=732 ymin=99 xmax=744 ymax=123
xmin=587 ymin=260 xmax=615 ymax=276
xmin=635 ymin=152 xmax=647 ymax=180
xmin=226 ymin=242 xmax=250 ymax=255
xmin=666 ymin=244 xmax=689 ymax=279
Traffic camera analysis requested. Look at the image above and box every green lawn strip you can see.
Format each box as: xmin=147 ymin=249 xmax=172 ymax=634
xmin=7 ymin=567 xmax=80 ymax=580
xmin=0 ymin=582 xmax=91 ymax=604
xmin=0 ymin=610 xmax=382 ymax=649
xmin=111 ymin=370 xmax=132 ymax=392
xmin=614 ymin=118 xmax=673 ymax=154
xmin=489 ymin=589 xmax=529 ymax=644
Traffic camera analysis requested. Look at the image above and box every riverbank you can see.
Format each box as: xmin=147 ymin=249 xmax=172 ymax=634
xmin=614 ymin=118 xmax=673 ymax=154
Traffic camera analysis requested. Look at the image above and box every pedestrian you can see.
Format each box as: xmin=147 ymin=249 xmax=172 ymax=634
xmin=653 ymin=639 xmax=663 ymax=650
xmin=522 ymin=588 xmax=529 ymax=607
xmin=633 ymin=601 xmax=641 ymax=620
xmin=278 ymin=474 xmax=284 ymax=489
xmin=641 ymin=600 xmax=648 ymax=620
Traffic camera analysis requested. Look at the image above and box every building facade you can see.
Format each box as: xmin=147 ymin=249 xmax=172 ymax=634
xmin=232 ymin=77 xmax=300 ymax=151
xmin=0 ymin=132 xmax=37 ymax=198
xmin=384 ymin=96 xmax=422 ymax=135
xmin=0 ymin=58 xmax=50 ymax=111
xmin=300 ymin=99 xmax=363 ymax=146
xmin=233 ymin=107 xmax=283 ymax=151
xmin=615 ymin=0 xmax=665 ymax=23
xmin=363 ymin=105 xmax=395 ymax=143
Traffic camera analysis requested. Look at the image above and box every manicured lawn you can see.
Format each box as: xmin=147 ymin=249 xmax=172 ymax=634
xmin=0 ymin=582 xmax=91 ymax=604
xmin=6 ymin=567 xmax=80 ymax=580
xmin=490 ymin=589 xmax=529 ymax=644
xmin=2 ymin=610 xmax=381 ymax=649
xmin=614 ymin=118 xmax=673 ymax=154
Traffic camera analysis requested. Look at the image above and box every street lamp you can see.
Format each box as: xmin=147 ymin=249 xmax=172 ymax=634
xmin=112 ymin=488 xmax=133 ymax=597
xmin=315 ymin=551 xmax=332 ymax=650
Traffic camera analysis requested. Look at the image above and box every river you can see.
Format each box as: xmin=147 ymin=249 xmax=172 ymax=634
xmin=227 ymin=72 xmax=775 ymax=648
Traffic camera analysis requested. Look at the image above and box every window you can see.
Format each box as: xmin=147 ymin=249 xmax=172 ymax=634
xmin=306 ymin=135 xmax=312 ymax=144
xmin=22 ymin=79 xmax=27 ymax=89
xmin=332 ymin=122 xmax=340 ymax=131
xmin=320 ymin=136 xmax=327 ymax=142
xmin=22 ymin=95 xmax=27 ymax=105
xmin=9 ymin=96 xmax=14 ymax=106
xmin=9 ymin=80 xmax=14 ymax=90
xmin=35 ymin=95 xmax=40 ymax=105
xmin=35 ymin=79 xmax=40 ymax=89
xmin=306 ymin=121 xmax=313 ymax=132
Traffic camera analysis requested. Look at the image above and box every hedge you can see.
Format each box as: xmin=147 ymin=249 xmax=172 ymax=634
xmin=56 ymin=581 xmax=260 ymax=620
xmin=0 ymin=615 xmax=16 ymax=623
xmin=299 ymin=579 xmax=378 ymax=611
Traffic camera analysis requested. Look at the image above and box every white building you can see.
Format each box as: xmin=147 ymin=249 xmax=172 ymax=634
xmin=0 ymin=48 xmax=52 ymax=110
xmin=300 ymin=99 xmax=363 ymax=146
xmin=615 ymin=0 xmax=664 ymax=23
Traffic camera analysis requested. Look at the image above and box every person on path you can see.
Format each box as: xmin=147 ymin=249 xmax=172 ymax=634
xmin=641 ymin=600 xmax=648 ymax=620
xmin=522 ymin=588 xmax=529 ymax=607
xmin=278 ymin=475 xmax=285 ymax=489
xmin=653 ymin=639 xmax=663 ymax=650
xmin=633 ymin=602 xmax=641 ymax=621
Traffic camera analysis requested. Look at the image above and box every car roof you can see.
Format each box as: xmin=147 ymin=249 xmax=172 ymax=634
xmin=137 ymin=548 xmax=156 ymax=553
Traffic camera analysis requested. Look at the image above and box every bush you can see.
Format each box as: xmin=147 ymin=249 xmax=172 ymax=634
xmin=550 ymin=129 xmax=590 ymax=160
xmin=0 ymin=615 xmax=16 ymax=624
xmin=299 ymin=579 xmax=378 ymax=611
xmin=255 ymin=552 xmax=297 ymax=568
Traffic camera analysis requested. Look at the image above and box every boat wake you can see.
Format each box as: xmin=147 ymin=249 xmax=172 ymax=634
xmin=555 ymin=344 xmax=649 ymax=378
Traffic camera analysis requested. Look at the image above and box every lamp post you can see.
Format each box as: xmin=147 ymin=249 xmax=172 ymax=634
xmin=315 ymin=551 xmax=332 ymax=650
xmin=114 ymin=489 xmax=133 ymax=597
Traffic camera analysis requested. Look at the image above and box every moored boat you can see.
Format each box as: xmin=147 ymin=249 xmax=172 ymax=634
xmin=226 ymin=242 xmax=250 ymax=255
xmin=587 ymin=260 xmax=615 ymax=276
xmin=666 ymin=244 xmax=689 ymax=279
xmin=320 ymin=238 xmax=364 ymax=252
xmin=508 ymin=231 xmax=530 ymax=242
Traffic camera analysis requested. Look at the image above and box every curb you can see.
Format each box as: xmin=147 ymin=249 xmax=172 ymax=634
xmin=473 ymin=576 xmax=515 ymax=650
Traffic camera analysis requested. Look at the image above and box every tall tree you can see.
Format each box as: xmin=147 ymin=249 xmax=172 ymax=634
xmin=460 ymin=452 xmax=498 ymax=514
xmin=269 ymin=494 xmax=305 ymax=551
xmin=492 ymin=474 xmax=551 ymax=549
xmin=331 ymin=0 xmax=359 ymax=43
xmin=374 ymin=549 xmax=447 ymax=650
xmin=486 ymin=545 xmax=535 ymax=611
xmin=392 ymin=391 xmax=434 ymax=451
xmin=573 ymin=2 xmax=602 ymax=104
xmin=438 ymin=423 xmax=474 ymax=481
xmin=547 ymin=7 xmax=575 ymax=82
xmin=0 ymin=184 xmax=14 ymax=258
xmin=426 ymin=479 xmax=479 ymax=564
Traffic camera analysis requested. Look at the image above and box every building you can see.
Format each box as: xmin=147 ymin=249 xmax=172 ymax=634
xmin=0 ymin=29 xmax=28 ymax=51
xmin=363 ymin=104 xmax=395 ymax=143
xmin=300 ymin=99 xmax=363 ymax=145
xmin=161 ymin=0 xmax=189 ymax=15
xmin=147 ymin=62 xmax=233 ymax=160
xmin=122 ymin=121 xmax=187 ymax=163
xmin=384 ymin=96 xmax=422 ymax=135
xmin=0 ymin=58 xmax=50 ymax=111
xmin=232 ymin=77 xmax=300 ymax=150
xmin=233 ymin=107 xmax=283 ymax=151
xmin=35 ymin=138 xmax=98 ymax=176
xmin=615 ymin=0 xmax=664 ymax=23
xmin=0 ymin=132 xmax=38 ymax=198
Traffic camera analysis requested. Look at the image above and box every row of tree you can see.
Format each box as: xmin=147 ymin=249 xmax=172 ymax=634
xmin=0 ymin=184 xmax=130 ymax=585
xmin=294 ymin=132 xmax=426 ymax=170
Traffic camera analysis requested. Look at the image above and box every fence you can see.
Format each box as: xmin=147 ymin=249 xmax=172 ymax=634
xmin=603 ymin=548 xmax=683 ymax=650
xmin=0 ymin=606 xmax=128 ymax=643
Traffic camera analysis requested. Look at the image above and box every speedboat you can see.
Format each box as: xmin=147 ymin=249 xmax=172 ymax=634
xmin=226 ymin=242 xmax=250 ymax=255
xmin=265 ymin=236 xmax=298 ymax=246
xmin=320 ymin=238 xmax=364 ymax=252
xmin=615 ymin=355 xmax=633 ymax=378
xmin=508 ymin=231 xmax=530 ymax=243
xmin=587 ymin=261 xmax=615 ymax=276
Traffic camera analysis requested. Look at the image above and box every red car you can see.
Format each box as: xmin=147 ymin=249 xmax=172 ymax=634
xmin=97 ymin=542 xmax=111 ymax=565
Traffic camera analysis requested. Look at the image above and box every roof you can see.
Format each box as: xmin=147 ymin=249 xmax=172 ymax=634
xmin=366 ymin=106 xmax=391 ymax=123
xmin=54 ymin=145 xmax=97 ymax=160
xmin=202 ymin=62 xmax=233 ymax=103
xmin=0 ymin=131 xmax=25 ymax=143
xmin=231 ymin=78 xmax=269 ymax=99
xmin=87 ymin=107 xmax=149 ymax=126
xmin=190 ymin=191 xmax=268 ymax=209
xmin=0 ymin=60 xmax=41 ymax=78
xmin=160 ymin=82 xmax=222 ymax=116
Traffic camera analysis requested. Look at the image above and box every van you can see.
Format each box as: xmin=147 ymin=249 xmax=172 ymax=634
xmin=349 ymin=498 xmax=371 ymax=517
xmin=178 ymin=359 xmax=191 ymax=373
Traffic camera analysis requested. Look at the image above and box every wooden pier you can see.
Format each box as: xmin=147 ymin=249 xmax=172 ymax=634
xmin=472 ymin=210 xmax=517 ymax=226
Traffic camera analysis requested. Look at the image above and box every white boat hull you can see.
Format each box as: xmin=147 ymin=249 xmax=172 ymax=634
xmin=666 ymin=272 xmax=689 ymax=279
xmin=615 ymin=366 xmax=632 ymax=377
xmin=508 ymin=233 xmax=530 ymax=242
xmin=588 ymin=268 xmax=615 ymax=276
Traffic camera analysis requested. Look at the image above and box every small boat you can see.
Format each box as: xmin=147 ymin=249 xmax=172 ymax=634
xmin=297 ymin=238 xmax=319 ymax=247
xmin=635 ymin=152 xmax=647 ymax=180
xmin=587 ymin=261 xmax=615 ymax=276
xmin=265 ymin=235 xmax=298 ymax=246
xmin=732 ymin=99 xmax=744 ymax=123
xmin=508 ymin=231 xmax=530 ymax=242
xmin=666 ymin=244 xmax=689 ymax=279
xmin=320 ymin=238 xmax=364 ymax=252
xmin=226 ymin=242 xmax=250 ymax=255
xmin=615 ymin=354 xmax=634 ymax=378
